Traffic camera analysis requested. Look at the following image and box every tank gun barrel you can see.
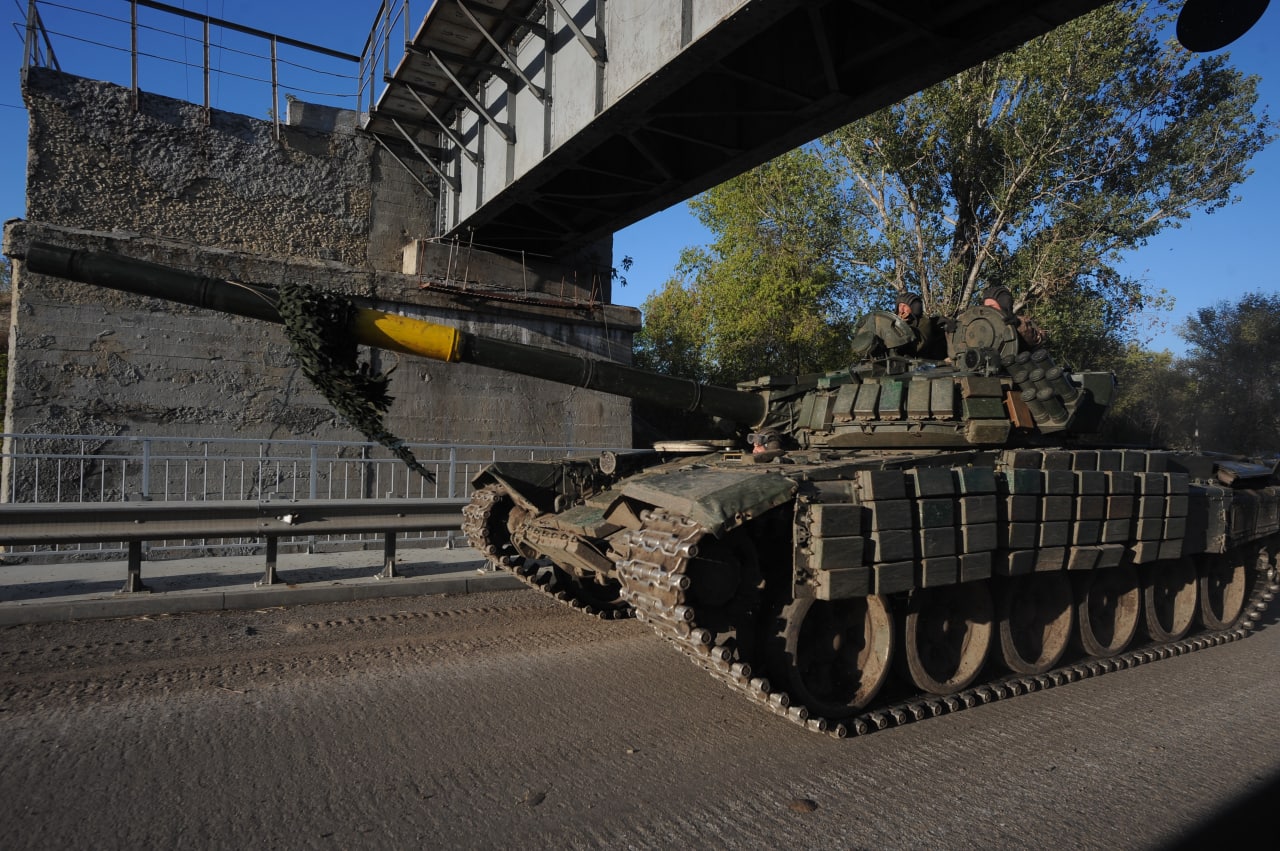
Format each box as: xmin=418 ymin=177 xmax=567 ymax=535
xmin=22 ymin=243 xmax=767 ymax=428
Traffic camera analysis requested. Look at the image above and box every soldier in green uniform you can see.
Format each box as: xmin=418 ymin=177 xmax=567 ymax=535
xmin=896 ymin=292 xmax=949 ymax=360
xmin=980 ymin=285 xmax=1047 ymax=349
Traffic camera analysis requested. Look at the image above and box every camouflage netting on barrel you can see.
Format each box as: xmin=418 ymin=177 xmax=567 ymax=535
xmin=274 ymin=283 xmax=433 ymax=481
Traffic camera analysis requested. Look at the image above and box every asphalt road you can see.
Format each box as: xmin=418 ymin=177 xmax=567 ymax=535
xmin=2 ymin=587 xmax=1277 ymax=849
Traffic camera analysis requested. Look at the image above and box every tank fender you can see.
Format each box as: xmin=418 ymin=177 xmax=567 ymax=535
xmin=1213 ymin=458 xmax=1279 ymax=487
xmin=471 ymin=460 xmax=600 ymax=515
xmin=618 ymin=468 xmax=797 ymax=537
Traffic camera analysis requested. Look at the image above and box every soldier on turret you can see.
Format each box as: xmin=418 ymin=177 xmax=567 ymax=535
xmin=895 ymin=292 xmax=949 ymax=360
xmin=980 ymin=284 xmax=1046 ymax=350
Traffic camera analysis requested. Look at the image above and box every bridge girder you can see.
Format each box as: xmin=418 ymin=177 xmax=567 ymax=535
xmin=365 ymin=0 xmax=1111 ymax=260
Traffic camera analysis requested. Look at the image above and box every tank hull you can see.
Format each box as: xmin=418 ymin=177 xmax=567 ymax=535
xmin=465 ymin=445 xmax=1280 ymax=735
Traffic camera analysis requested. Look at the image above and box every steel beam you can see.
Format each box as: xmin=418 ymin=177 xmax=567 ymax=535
xmin=390 ymin=119 xmax=461 ymax=193
xmin=369 ymin=132 xmax=438 ymax=198
xmin=418 ymin=47 xmax=513 ymax=143
xmin=545 ymin=0 xmax=604 ymax=62
xmin=456 ymin=0 xmax=547 ymax=102
xmin=401 ymin=82 xmax=479 ymax=164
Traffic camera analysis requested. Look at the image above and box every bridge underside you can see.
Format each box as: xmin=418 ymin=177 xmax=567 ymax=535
xmin=366 ymin=0 xmax=1109 ymax=259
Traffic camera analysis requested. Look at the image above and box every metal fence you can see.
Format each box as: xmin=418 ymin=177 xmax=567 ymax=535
xmin=356 ymin=1 xmax=411 ymax=125
xmin=17 ymin=0 xmax=377 ymax=137
xmin=0 ymin=432 xmax=614 ymax=560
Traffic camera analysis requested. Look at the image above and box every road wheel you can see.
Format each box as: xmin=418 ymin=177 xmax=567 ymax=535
xmin=996 ymin=573 xmax=1073 ymax=674
xmin=901 ymin=583 xmax=992 ymax=695
xmin=773 ymin=595 xmax=893 ymax=719
xmin=1141 ymin=559 xmax=1198 ymax=641
xmin=1197 ymin=550 xmax=1251 ymax=630
xmin=1073 ymin=565 xmax=1140 ymax=657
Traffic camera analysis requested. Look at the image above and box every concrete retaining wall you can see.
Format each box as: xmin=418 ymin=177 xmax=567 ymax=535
xmin=4 ymin=69 xmax=638 ymax=501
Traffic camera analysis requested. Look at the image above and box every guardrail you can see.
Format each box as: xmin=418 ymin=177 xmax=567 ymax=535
xmin=1 ymin=432 xmax=618 ymax=558
xmin=2 ymin=433 xmax=610 ymax=503
xmin=0 ymin=497 xmax=468 ymax=593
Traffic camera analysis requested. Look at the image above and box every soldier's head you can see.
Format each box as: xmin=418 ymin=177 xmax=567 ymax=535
xmin=748 ymin=430 xmax=782 ymax=455
xmin=981 ymin=285 xmax=1014 ymax=314
xmin=896 ymin=292 xmax=924 ymax=322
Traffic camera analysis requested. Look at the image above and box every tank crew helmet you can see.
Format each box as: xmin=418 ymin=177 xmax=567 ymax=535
xmin=748 ymin=430 xmax=782 ymax=454
xmin=980 ymin=284 xmax=1014 ymax=314
xmin=896 ymin=292 xmax=924 ymax=320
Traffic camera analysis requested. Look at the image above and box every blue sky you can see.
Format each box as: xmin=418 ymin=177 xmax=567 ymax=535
xmin=3 ymin=1 xmax=1277 ymax=356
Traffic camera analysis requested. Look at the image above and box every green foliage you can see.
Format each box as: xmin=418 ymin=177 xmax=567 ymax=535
xmin=1099 ymin=345 xmax=1195 ymax=447
xmin=275 ymin=283 xmax=433 ymax=481
xmin=827 ymin=0 xmax=1271 ymax=320
xmin=1100 ymin=293 xmax=1280 ymax=455
xmin=636 ymin=149 xmax=861 ymax=383
xmin=1028 ymin=288 xmax=1124 ymax=372
xmin=639 ymin=1 xmax=1272 ymax=379
xmin=1178 ymin=292 xmax=1280 ymax=454
xmin=632 ymin=271 xmax=710 ymax=379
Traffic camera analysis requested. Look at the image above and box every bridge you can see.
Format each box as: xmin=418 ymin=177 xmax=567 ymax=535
xmin=363 ymin=0 xmax=1111 ymax=259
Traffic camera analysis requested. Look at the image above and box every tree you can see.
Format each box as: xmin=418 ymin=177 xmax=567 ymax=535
xmin=632 ymin=270 xmax=709 ymax=379
xmin=640 ymin=0 xmax=1272 ymax=379
xmin=828 ymin=0 xmax=1270 ymax=319
xmin=635 ymin=148 xmax=861 ymax=383
xmin=1178 ymin=293 xmax=1280 ymax=455
xmin=1099 ymin=344 xmax=1196 ymax=447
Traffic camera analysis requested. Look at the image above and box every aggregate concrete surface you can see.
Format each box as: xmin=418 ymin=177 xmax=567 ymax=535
xmin=1 ymin=582 xmax=1277 ymax=849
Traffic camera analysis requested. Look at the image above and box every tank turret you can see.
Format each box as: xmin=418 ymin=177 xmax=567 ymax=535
xmin=12 ymin=240 xmax=1280 ymax=738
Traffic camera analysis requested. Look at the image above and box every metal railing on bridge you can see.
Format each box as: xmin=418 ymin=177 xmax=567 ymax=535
xmin=16 ymin=0 xmax=372 ymax=138
xmin=0 ymin=496 xmax=468 ymax=591
xmin=0 ymin=432 xmax=616 ymax=560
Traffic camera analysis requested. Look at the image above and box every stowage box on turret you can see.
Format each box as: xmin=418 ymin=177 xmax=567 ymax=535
xmin=15 ymin=240 xmax=1280 ymax=736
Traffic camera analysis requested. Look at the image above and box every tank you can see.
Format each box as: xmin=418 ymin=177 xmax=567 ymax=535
xmin=17 ymin=241 xmax=1280 ymax=736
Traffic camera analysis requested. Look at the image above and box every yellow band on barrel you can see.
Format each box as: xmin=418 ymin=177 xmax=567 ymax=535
xmin=351 ymin=308 xmax=462 ymax=363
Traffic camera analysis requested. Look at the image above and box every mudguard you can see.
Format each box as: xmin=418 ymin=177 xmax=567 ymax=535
xmin=472 ymin=460 xmax=601 ymax=514
xmin=619 ymin=467 xmax=797 ymax=537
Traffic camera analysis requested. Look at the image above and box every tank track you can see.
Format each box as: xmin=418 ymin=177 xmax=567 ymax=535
xmin=611 ymin=508 xmax=1280 ymax=738
xmin=461 ymin=484 xmax=511 ymax=562
xmin=462 ymin=484 xmax=633 ymax=620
